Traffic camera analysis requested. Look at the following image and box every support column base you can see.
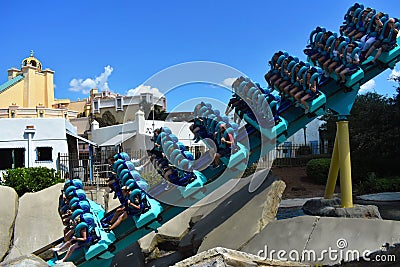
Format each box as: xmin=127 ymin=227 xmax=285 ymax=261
xmin=302 ymin=198 xmax=381 ymax=219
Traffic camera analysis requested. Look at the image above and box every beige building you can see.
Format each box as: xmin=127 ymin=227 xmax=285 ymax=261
xmin=86 ymin=86 xmax=167 ymax=127
xmin=0 ymin=51 xmax=78 ymax=119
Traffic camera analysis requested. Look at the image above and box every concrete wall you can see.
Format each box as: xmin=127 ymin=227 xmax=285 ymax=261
xmin=0 ymin=79 xmax=24 ymax=107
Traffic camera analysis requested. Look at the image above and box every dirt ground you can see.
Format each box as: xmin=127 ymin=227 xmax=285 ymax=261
xmin=271 ymin=166 xmax=338 ymax=199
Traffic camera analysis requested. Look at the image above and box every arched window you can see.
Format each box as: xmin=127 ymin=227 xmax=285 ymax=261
xmin=31 ymin=60 xmax=37 ymax=67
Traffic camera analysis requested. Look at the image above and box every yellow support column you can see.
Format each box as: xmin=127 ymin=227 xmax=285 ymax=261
xmin=337 ymin=120 xmax=353 ymax=208
xmin=324 ymin=135 xmax=339 ymax=199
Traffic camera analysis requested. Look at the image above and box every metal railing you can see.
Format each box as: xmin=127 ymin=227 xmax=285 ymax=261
xmin=58 ymin=143 xmax=332 ymax=186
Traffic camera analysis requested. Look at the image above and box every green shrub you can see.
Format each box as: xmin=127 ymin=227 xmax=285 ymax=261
xmin=357 ymin=176 xmax=400 ymax=195
xmin=306 ymin=158 xmax=331 ymax=184
xmin=3 ymin=167 xmax=62 ymax=196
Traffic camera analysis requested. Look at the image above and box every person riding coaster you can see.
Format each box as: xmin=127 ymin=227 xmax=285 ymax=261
xmin=64 ymin=179 xmax=83 ymax=190
xmin=103 ymin=187 xmax=151 ymax=232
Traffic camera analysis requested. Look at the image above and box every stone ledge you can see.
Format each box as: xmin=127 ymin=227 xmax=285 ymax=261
xmin=173 ymin=247 xmax=310 ymax=267
xmin=302 ymin=198 xmax=382 ymax=219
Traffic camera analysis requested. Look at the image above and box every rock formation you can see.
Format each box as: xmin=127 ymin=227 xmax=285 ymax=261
xmin=0 ymin=186 xmax=18 ymax=262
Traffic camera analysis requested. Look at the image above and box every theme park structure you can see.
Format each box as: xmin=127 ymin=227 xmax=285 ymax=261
xmin=35 ymin=3 xmax=400 ymax=266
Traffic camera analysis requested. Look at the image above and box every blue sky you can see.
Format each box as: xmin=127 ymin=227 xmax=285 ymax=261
xmin=1 ymin=0 xmax=399 ymax=111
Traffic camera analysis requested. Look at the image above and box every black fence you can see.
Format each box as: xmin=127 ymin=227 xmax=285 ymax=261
xmin=58 ymin=143 xmax=332 ymax=186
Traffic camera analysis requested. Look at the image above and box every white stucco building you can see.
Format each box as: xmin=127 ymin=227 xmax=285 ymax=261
xmin=91 ymin=110 xmax=204 ymax=159
xmin=0 ymin=118 xmax=95 ymax=171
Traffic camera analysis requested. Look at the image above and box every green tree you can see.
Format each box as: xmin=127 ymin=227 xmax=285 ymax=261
xmin=319 ymin=92 xmax=400 ymax=181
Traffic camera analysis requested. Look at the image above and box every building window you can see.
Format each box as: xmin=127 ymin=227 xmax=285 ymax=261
xmin=0 ymin=148 xmax=25 ymax=170
xmin=93 ymin=100 xmax=100 ymax=114
xmin=141 ymin=94 xmax=147 ymax=103
xmin=36 ymin=147 xmax=53 ymax=161
xmin=116 ymin=97 xmax=123 ymax=111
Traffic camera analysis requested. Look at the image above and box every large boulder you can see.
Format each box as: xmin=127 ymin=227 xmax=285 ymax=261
xmin=303 ymin=198 xmax=382 ymax=219
xmin=196 ymin=180 xmax=286 ymax=253
xmin=0 ymin=254 xmax=48 ymax=267
xmin=0 ymin=186 xmax=18 ymax=262
xmin=173 ymin=247 xmax=309 ymax=267
xmin=4 ymin=183 xmax=64 ymax=261
xmin=0 ymin=254 xmax=77 ymax=266
xmin=139 ymin=172 xmax=271 ymax=254
xmin=242 ymin=216 xmax=400 ymax=265
xmin=138 ymin=182 xmax=235 ymax=254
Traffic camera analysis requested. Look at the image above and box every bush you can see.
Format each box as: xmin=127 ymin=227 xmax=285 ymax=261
xmin=306 ymin=158 xmax=331 ymax=184
xmin=357 ymin=175 xmax=400 ymax=195
xmin=351 ymin=158 xmax=400 ymax=183
xmin=3 ymin=167 xmax=62 ymax=196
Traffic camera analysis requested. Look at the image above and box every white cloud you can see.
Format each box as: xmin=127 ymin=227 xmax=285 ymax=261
xmin=359 ymin=79 xmax=376 ymax=94
xmin=69 ymin=65 xmax=113 ymax=94
xmin=221 ymin=77 xmax=237 ymax=87
xmin=127 ymin=84 xmax=164 ymax=98
xmin=388 ymin=68 xmax=400 ymax=81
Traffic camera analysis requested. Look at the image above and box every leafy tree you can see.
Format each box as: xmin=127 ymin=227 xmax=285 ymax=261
xmin=319 ymin=91 xmax=400 ymax=181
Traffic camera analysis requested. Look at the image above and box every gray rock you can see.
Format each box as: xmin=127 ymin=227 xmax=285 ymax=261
xmin=303 ymin=198 xmax=382 ymax=219
xmin=4 ymin=184 xmax=64 ymax=261
xmin=242 ymin=216 xmax=400 ymax=265
xmin=304 ymin=217 xmax=400 ymax=265
xmin=179 ymin=170 xmax=276 ymax=254
xmin=139 ymin=232 xmax=157 ymax=255
xmin=0 ymin=254 xmax=48 ymax=267
xmin=173 ymin=247 xmax=310 ymax=267
xmin=139 ymin=202 xmax=210 ymax=254
xmin=139 ymin=172 xmax=271 ymax=255
xmin=339 ymin=242 xmax=400 ymax=266
xmin=279 ymin=197 xmax=324 ymax=208
xmin=196 ymin=179 xmax=286 ymax=253
xmin=242 ymin=216 xmax=319 ymax=261
xmin=0 ymin=186 xmax=18 ymax=261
